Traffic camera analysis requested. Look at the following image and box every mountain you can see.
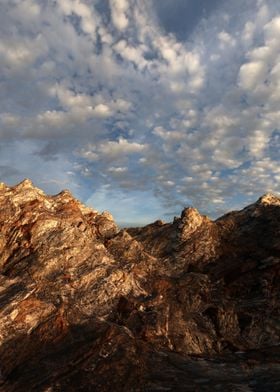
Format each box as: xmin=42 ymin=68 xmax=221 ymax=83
xmin=0 ymin=179 xmax=279 ymax=391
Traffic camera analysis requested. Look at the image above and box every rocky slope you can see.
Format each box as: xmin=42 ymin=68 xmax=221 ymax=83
xmin=0 ymin=180 xmax=279 ymax=391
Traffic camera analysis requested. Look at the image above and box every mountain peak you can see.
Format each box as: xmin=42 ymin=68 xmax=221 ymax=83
xmin=177 ymin=206 xmax=208 ymax=239
xmin=258 ymin=192 xmax=280 ymax=206
xmin=18 ymin=178 xmax=34 ymax=188
xmin=180 ymin=206 xmax=201 ymax=220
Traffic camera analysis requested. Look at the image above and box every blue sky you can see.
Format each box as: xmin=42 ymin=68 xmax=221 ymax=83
xmin=0 ymin=0 xmax=280 ymax=226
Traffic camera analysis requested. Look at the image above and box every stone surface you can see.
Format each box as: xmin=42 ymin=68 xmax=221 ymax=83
xmin=0 ymin=181 xmax=279 ymax=391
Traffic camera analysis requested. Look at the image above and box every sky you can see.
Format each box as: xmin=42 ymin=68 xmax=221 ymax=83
xmin=0 ymin=0 xmax=280 ymax=226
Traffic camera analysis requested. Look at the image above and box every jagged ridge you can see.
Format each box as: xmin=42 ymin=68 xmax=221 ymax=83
xmin=0 ymin=180 xmax=279 ymax=391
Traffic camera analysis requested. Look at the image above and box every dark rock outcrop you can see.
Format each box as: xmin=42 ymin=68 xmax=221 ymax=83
xmin=0 ymin=180 xmax=279 ymax=391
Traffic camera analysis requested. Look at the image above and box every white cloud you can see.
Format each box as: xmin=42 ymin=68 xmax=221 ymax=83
xmin=92 ymin=104 xmax=112 ymax=118
xmin=153 ymin=126 xmax=184 ymax=142
xmin=99 ymin=138 xmax=146 ymax=156
xmin=238 ymin=61 xmax=267 ymax=90
xmin=248 ymin=130 xmax=269 ymax=157
xmin=218 ymin=31 xmax=236 ymax=46
xmin=78 ymin=138 xmax=146 ymax=164
xmin=55 ymin=86 xmax=93 ymax=109
xmin=242 ymin=21 xmax=256 ymax=44
xmin=264 ymin=15 xmax=280 ymax=42
xmin=37 ymin=110 xmax=68 ymax=128
xmin=0 ymin=35 xmax=47 ymax=71
xmin=114 ymin=40 xmax=147 ymax=69
xmin=109 ymin=0 xmax=130 ymax=31
xmin=108 ymin=166 xmax=128 ymax=173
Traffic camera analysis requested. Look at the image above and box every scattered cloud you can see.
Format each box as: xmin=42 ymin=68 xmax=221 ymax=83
xmin=0 ymin=0 xmax=280 ymax=224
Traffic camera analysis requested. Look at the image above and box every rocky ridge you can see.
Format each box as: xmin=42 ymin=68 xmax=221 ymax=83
xmin=0 ymin=180 xmax=279 ymax=391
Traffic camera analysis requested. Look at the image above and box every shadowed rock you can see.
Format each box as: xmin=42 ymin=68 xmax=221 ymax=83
xmin=0 ymin=181 xmax=279 ymax=391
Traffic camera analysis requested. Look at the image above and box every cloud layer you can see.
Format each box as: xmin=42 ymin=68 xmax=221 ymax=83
xmin=0 ymin=0 xmax=280 ymax=224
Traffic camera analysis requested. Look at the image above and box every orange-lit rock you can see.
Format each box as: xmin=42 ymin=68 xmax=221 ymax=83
xmin=0 ymin=181 xmax=279 ymax=391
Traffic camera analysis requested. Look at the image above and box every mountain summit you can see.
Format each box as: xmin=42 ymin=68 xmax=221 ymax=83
xmin=0 ymin=181 xmax=279 ymax=391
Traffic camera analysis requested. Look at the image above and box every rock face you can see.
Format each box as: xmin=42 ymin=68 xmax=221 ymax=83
xmin=0 ymin=181 xmax=279 ymax=391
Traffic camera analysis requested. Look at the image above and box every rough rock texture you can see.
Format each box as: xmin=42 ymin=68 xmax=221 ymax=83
xmin=0 ymin=180 xmax=279 ymax=391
